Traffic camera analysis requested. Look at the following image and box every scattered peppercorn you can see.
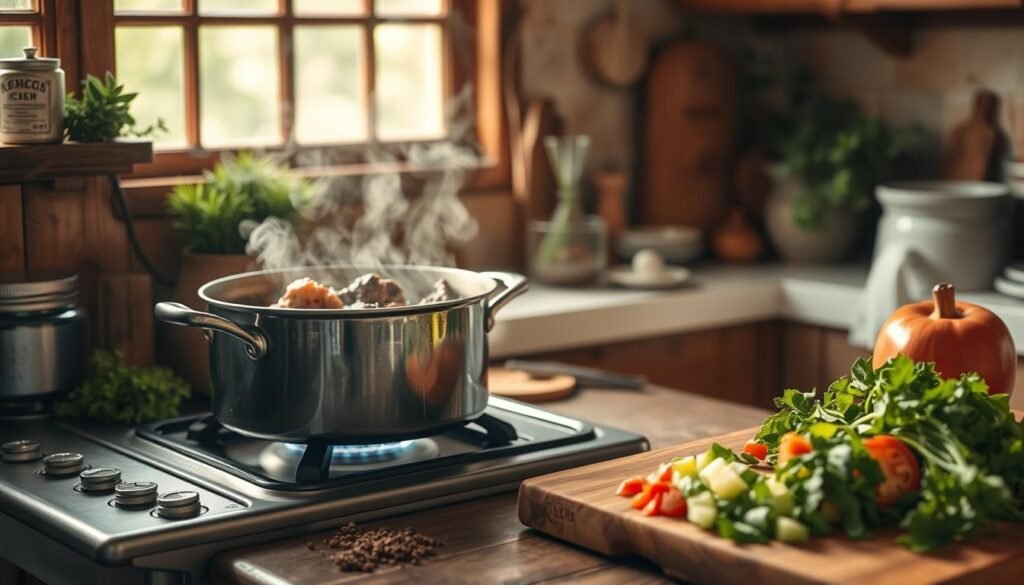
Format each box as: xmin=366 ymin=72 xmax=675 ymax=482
xmin=317 ymin=522 xmax=443 ymax=573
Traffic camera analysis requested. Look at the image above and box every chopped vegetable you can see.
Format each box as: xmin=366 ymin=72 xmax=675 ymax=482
xmin=743 ymin=441 xmax=768 ymax=461
xmin=863 ymin=435 xmax=921 ymax=507
xmin=631 ymin=482 xmax=669 ymax=510
xmin=612 ymin=355 xmax=1024 ymax=552
xmin=616 ymin=476 xmax=647 ymax=498
xmin=777 ymin=432 xmax=812 ymax=468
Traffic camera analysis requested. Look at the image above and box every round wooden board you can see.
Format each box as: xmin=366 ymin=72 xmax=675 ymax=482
xmin=488 ymin=368 xmax=577 ymax=403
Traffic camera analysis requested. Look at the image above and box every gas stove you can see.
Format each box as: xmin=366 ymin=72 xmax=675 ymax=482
xmin=0 ymin=397 xmax=647 ymax=585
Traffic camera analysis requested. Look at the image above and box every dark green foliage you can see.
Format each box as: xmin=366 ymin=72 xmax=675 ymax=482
xmin=774 ymin=95 xmax=916 ymax=230
xmin=55 ymin=350 xmax=190 ymax=424
xmin=167 ymin=151 xmax=315 ymax=254
xmin=754 ymin=355 xmax=1024 ymax=551
xmin=64 ymin=72 xmax=166 ymax=142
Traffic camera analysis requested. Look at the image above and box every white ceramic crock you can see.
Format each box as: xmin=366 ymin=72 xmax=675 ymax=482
xmin=874 ymin=181 xmax=1010 ymax=290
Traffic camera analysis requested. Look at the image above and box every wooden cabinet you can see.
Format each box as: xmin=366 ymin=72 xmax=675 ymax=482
xmin=676 ymin=0 xmax=1021 ymax=13
xmin=844 ymin=0 xmax=1021 ymax=11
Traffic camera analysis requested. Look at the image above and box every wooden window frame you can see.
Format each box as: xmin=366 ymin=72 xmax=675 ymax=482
xmin=0 ymin=0 xmax=57 ymax=61
xmin=83 ymin=0 xmax=509 ymax=194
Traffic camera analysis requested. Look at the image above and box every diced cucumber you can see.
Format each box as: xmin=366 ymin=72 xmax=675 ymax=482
xmin=775 ymin=517 xmax=810 ymax=544
xmin=728 ymin=461 xmax=750 ymax=475
xmin=696 ymin=450 xmax=717 ymax=471
xmin=698 ymin=457 xmax=727 ymax=483
xmin=764 ymin=477 xmax=795 ymax=516
xmin=686 ymin=492 xmax=717 ymax=529
xmin=672 ymin=455 xmax=698 ymax=478
xmin=707 ymin=465 xmax=749 ymax=500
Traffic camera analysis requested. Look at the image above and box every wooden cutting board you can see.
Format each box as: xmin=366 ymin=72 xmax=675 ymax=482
xmin=518 ymin=428 xmax=1024 ymax=585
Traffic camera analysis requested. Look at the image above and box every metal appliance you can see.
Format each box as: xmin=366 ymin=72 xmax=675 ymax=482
xmin=0 ymin=397 xmax=647 ymax=584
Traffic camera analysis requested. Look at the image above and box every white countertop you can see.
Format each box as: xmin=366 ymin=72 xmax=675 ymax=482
xmin=489 ymin=264 xmax=1024 ymax=358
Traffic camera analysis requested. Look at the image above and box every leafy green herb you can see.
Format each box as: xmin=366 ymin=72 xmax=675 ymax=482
xmin=64 ymin=72 xmax=166 ymax=142
xmin=167 ymin=151 xmax=315 ymax=254
xmin=772 ymin=94 xmax=916 ymax=231
xmin=754 ymin=355 xmax=1024 ymax=551
xmin=55 ymin=350 xmax=190 ymax=424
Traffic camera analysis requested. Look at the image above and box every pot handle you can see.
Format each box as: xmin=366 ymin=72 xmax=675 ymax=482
xmin=154 ymin=302 xmax=268 ymax=360
xmin=481 ymin=272 xmax=529 ymax=332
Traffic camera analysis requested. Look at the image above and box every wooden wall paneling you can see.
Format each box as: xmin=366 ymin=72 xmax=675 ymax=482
xmin=754 ymin=320 xmax=783 ymax=408
xmin=0 ymin=185 xmax=25 ymax=272
xmin=81 ymin=177 xmax=130 ymax=272
xmin=782 ymin=322 xmax=826 ymax=392
xmin=95 ymin=273 xmax=154 ymax=366
xmin=53 ymin=0 xmax=81 ymax=90
xmin=721 ymin=325 xmax=758 ymax=405
xmin=822 ymin=328 xmax=871 ymax=383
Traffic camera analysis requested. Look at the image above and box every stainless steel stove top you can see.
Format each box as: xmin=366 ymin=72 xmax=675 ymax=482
xmin=0 ymin=397 xmax=647 ymax=585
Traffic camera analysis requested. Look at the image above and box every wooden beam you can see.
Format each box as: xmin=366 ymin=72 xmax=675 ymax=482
xmin=0 ymin=185 xmax=25 ymax=272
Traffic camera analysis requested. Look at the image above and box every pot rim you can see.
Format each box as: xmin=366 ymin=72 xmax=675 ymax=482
xmin=878 ymin=181 xmax=1008 ymax=205
xmin=198 ymin=264 xmax=501 ymax=318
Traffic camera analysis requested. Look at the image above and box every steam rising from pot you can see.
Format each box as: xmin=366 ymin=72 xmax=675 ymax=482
xmin=241 ymin=89 xmax=480 ymax=287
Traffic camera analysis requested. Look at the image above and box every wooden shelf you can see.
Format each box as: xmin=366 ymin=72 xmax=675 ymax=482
xmin=677 ymin=0 xmax=1023 ymax=13
xmin=0 ymin=140 xmax=153 ymax=183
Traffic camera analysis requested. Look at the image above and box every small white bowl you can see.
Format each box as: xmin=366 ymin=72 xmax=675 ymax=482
xmin=607 ymin=265 xmax=691 ymax=289
xmin=1004 ymin=159 xmax=1024 ymax=199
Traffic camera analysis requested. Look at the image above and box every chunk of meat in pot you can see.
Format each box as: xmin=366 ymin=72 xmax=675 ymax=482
xmin=273 ymin=277 xmax=343 ymax=309
xmin=419 ymin=278 xmax=458 ymax=305
xmin=337 ymin=273 xmax=407 ymax=307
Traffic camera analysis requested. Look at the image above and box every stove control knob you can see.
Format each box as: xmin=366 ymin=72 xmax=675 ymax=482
xmin=79 ymin=467 xmax=121 ymax=493
xmin=156 ymin=491 xmax=201 ymax=519
xmin=42 ymin=452 xmax=84 ymax=476
xmin=114 ymin=481 xmax=158 ymax=508
xmin=2 ymin=440 xmax=42 ymax=463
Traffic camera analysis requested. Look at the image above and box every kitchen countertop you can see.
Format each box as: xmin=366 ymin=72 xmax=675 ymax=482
xmin=489 ymin=263 xmax=1024 ymax=358
xmin=212 ymin=386 xmax=769 ymax=585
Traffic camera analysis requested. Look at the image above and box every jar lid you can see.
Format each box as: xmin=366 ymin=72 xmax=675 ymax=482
xmin=0 ymin=272 xmax=78 ymax=313
xmin=0 ymin=47 xmax=60 ymax=72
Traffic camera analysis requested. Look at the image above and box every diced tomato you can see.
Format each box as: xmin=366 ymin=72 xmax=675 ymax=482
xmin=659 ymin=487 xmax=687 ymax=518
xmin=863 ymin=435 xmax=921 ymax=507
xmin=631 ymin=482 xmax=669 ymax=510
xmin=641 ymin=492 xmax=664 ymax=516
xmin=777 ymin=432 xmax=813 ymax=468
xmin=743 ymin=441 xmax=768 ymax=461
xmin=647 ymin=462 xmax=674 ymax=484
xmin=615 ymin=476 xmax=647 ymax=497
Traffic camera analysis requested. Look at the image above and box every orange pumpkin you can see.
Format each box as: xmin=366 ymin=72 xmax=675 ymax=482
xmin=873 ymin=283 xmax=1016 ymax=395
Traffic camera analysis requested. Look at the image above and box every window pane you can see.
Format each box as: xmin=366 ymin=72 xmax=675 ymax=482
xmin=374 ymin=24 xmax=444 ymax=141
xmin=115 ymin=26 xmax=187 ymax=148
xmin=0 ymin=26 xmax=31 ymax=58
xmin=114 ymin=0 xmax=181 ymax=12
xmin=375 ymin=0 xmax=443 ymax=16
xmin=198 ymin=0 xmax=277 ymax=16
xmin=293 ymin=0 xmax=364 ymax=16
xmin=199 ymin=26 xmax=279 ymax=148
xmin=0 ymin=1 xmax=34 ymax=11
xmin=294 ymin=26 xmax=365 ymax=144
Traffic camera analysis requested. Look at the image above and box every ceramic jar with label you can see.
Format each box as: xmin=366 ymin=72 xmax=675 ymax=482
xmin=0 ymin=47 xmax=65 ymax=144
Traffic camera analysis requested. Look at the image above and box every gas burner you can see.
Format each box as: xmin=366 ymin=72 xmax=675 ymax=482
xmin=288 ymin=441 xmax=416 ymax=461
xmin=260 ymin=439 xmax=441 ymax=478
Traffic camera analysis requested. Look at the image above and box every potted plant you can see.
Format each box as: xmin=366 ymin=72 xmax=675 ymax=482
xmin=764 ymin=94 xmax=914 ymax=263
xmin=164 ymin=152 xmax=314 ymax=392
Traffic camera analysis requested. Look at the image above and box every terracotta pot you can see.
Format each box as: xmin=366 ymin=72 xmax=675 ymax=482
xmin=160 ymin=251 xmax=254 ymax=395
xmin=764 ymin=174 xmax=864 ymax=264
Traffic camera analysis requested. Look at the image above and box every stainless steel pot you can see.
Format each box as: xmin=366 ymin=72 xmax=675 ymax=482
xmin=155 ymin=266 xmax=527 ymax=443
xmin=0 ymin=273 xmax=86 ymax=408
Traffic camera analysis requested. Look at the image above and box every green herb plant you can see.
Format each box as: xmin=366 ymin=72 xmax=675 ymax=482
xmin=773 ymin=95 xmax=915 ymax=231
xmin=167 ymin=152 xmax=315 ymax=254
xmin=55 ymin=350 xmax=190 ymax=425
xmin=64 ymin=72 xmax=167 ymax=142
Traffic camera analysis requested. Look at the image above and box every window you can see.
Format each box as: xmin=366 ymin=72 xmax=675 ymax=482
xmin=112 ymin=0 xmax=453 ymax=160
xmin=0 ymin=1 xmax=55 ymax=59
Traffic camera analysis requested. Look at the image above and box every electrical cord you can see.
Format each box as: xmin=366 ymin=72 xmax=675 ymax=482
xmin=108 ymin=175 xmax=176 ymax=288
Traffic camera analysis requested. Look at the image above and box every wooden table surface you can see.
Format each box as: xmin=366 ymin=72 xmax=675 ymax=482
xmin=212 ymin=386 xmax=769 ymax=585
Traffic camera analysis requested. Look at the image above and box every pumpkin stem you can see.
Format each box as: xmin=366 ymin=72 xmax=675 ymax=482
xmin=932 ymin=283 xmax=960 ymax=319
